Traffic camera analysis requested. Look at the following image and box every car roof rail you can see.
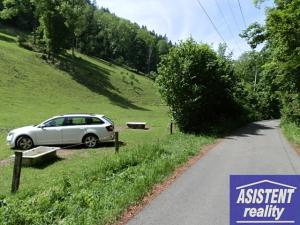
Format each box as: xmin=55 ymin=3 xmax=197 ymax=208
xmin=60 ymin=113 xmax=96 ymax=116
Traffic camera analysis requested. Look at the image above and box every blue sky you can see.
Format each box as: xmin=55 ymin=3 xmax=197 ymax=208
xmin=96 ymin=0 xmax=273 ymax=58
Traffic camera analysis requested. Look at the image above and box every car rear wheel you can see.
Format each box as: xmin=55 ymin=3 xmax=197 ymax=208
xmin=16 ymin=136 xmax=33 ymax=150
xmin=83 ymin=134 xmax=98 ymax=148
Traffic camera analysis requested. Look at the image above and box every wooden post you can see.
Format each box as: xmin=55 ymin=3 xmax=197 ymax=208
xmin=115 ymin=131 xmax=119 ymax=153
xmin=11 ymin=151 xmax=23 ymax=193
xmin=170 ymin=122 xmax=173 ymax=135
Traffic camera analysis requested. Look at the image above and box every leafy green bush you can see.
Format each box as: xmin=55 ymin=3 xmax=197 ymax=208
xmin=156 ymin=39 xmax=238 ymax=133
xmin=281 ymin=93 xmax=300 ymax=125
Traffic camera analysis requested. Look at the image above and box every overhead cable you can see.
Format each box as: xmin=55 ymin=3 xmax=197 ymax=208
xmin=195 ymin=0 xmax=226 ymax=43
xmin=237 ymin=0 xmax=247 ymax=28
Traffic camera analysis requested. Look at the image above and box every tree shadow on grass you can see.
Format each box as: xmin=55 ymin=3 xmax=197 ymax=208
xmin=62 ymin=141 xmax=126 ymax=149
xmin=0 ymin=34 xmax=15 ymax=43
xmin=29 ymin=156 xmax=64 ymax=170
xmin=58 ymin=54 xmax=149 ymax=111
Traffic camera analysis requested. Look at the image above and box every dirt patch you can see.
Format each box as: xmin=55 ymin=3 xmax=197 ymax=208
xmin=56 ymin=148 xmax=90 ymax=158
xmin=115 ymin=139 xmax=223 ymax=225
xmin=291 ymin=143 xmax=300 ymax=156
xmin=0 ymin=158 xmax=13 ymax=166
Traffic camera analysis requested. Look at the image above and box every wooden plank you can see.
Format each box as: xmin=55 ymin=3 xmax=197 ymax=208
xmin=11 ymin=151 xmax=23 ymax=193
xmin=115 ymin=131 xmax=119 ymax=153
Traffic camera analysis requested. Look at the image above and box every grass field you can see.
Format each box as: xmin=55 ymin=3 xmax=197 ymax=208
xmin=0 ymin=26 xmax=170 ymax=184
xmin=0 ymin=28 xmax=166 ymax=159
xmin=0 ymin=28 xmax=216 ymax=224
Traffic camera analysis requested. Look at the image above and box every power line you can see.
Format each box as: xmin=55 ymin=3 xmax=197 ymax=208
xmin=237 ymin=0 xmax=247 ymax=28
xmin=213 ymin=0 xmax=243 ymax=55
xmin=195 ymin=0 xmax=226 ymax=43
xmin=226 ymin=0 xmax=241 ymax=30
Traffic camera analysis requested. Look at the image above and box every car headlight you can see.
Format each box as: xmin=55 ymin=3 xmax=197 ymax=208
xmin=8 ymin=132 xmax=14 ymax=137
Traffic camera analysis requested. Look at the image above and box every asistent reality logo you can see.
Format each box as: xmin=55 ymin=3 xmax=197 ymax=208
xmin=230 ymin=175 xmax=300 ymax=225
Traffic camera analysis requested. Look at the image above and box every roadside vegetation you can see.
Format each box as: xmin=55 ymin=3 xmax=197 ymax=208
xmin=281 ymin=122 xmax=300 ymax=149
xmin=0 ymin=134 xmax=213 ymax=225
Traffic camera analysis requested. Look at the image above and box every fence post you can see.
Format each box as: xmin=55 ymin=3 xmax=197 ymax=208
xmin=115 ymin=131 xmax=119 ymax=153
xmin=11 ymin=151 xmax=23 ymax=193
xmin=170 ymin=122 xmax=173 ymax=135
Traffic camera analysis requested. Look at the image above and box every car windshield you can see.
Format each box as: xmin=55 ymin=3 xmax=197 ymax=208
xmin=43 ymin=117 xmax=65 ymax=127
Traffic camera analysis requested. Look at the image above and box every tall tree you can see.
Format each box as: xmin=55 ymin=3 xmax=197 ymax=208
xmin=60 ymin=0 xmax=89 ymax=56
xmin=34 ymin=0 xmax=70 ymax=58
xmin=241 ymin=0 xmax=300 ymax=123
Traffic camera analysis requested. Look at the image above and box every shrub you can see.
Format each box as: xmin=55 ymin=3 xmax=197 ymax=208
xmin=156 ymin=39 xmax=237 ymax=133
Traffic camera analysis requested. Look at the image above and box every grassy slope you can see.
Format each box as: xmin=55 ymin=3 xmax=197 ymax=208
xmin=0 ymin=29 xmax=170 ymax=186
xmin=0 ymin=29 xmax=214 ymax=225
xmin=0 ymin=30 xmax=165 ymax=159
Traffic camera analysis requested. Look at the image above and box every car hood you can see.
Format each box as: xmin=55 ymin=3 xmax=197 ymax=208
xmin=9 ymin=125 xmax=35 ymax=134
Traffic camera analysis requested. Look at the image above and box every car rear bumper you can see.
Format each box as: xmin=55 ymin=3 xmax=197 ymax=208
xmin=100 ymin=132 xmax=115 ymax=142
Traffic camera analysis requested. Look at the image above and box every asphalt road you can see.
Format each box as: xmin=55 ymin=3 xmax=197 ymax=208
xmin=127 ymin=120 xmax=300 ymax=225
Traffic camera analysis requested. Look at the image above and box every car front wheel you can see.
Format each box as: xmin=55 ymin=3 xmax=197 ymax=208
xmin=83 ymin=134 xmax=98 ymax=148
xmin=16 ymin=136 xmax=34 ymax=150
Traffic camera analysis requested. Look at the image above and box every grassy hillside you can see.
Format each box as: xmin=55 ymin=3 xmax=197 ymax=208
xmin=0 ymin=32 xmax=161 ymax=128
xmin=0 ymin=28 xmax=167 ymax=160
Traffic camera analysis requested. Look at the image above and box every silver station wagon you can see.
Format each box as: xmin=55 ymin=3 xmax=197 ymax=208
xmin=7 ymin=114 xmax=115 ymax=150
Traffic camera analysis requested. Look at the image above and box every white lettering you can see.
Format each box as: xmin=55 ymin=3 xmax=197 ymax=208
xmin=237 ymin=188 xmax=295 ymax=204
xmin=242 ymin=205 xmax=285 ymax=220
xmin=237 ymin=189 xmax=245 ymax=204
xmin=271 ymin=189 xmax=279 ymax=203
xmin=287 ymin=189 xmax=295 ymax=203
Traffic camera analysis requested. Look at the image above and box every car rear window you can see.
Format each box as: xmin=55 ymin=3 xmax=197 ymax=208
xmin=102 ymin=116 xmax=114 ymax=125
xmin=86 ymin=117 xmax=104 ymax=125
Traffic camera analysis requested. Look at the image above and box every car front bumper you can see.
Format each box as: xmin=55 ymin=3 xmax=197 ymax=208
xmin=6 ymin=135 xmax=15 ymax=148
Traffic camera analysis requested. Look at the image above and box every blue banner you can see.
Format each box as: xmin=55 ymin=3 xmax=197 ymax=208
xmin=230 ymin=175 xmax=300 ymax=225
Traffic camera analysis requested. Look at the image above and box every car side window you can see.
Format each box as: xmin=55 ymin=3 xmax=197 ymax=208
xmin=71 ymin=117 xmax=86 ymax=126
xmin=86 ymin=117 xmax=104 ymax=125
xmin=44 ymin=118 xmax=65 ymax=127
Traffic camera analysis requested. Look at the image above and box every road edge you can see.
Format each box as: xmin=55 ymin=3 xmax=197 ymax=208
xmin=115 ymin=138 xmax=223 ymax=225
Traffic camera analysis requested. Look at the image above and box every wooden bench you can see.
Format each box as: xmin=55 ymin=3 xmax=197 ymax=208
xmin=126 ymin=122 xmax=146 ymax=129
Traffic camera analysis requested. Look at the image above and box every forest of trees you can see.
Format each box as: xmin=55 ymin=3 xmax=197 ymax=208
xmin=238 ymin=0 xmax=299 ymax=126
xmin=0 ymin=0 xmax=171 ymax=74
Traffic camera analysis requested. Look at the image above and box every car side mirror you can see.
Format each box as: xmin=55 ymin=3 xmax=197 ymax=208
xmin=38 ymin=124 xmax=46 ymax=129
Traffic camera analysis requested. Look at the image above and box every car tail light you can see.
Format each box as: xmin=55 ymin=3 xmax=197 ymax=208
xmin=106 ymin=125 xmax=114 ymax=132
